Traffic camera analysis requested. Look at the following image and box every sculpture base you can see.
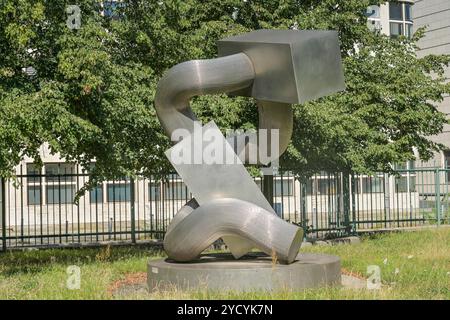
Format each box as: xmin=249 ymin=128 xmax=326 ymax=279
xmin=147 ymin=252 xmax=341 ymax=292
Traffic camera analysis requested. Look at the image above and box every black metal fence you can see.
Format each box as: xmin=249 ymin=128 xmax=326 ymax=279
xmin=1 ymin=166 xmax=449 ymax=250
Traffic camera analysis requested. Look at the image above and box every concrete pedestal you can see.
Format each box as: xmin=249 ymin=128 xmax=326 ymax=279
xmin=147 ymin=252 xmax=341 ymax=292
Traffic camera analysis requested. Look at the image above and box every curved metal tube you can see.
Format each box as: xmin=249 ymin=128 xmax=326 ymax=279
xmin=155 ymin=53 xmax=300 ymax=263
xmin=154 ymin=53 xmax=293 ymax=160
xmin=164 ymin=198 xmax=303 ymax=264
xmin=155 ymin=53 xmax=255 ymax=138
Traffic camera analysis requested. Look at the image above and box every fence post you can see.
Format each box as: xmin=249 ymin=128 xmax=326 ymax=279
xmin=300 ymin=179 xmax=307 ymax=239
xmin=130 ymin=177 xmax=136 ymax=243
xmin=435 ymin=169 xmax=441 ymax=226
xmin=1 ymin=177 xmax=6 ymax=252
xmin=342 ymin=172 xmax=351 ymax=236
xmin=350 ymin=173 xmax=357 ymax=235
xmin=262 ymin=174 xmax=274 ymax=208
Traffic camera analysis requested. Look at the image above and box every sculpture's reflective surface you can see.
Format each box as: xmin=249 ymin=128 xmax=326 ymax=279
xmin=154 ymin=29 xmax=345 ymax=264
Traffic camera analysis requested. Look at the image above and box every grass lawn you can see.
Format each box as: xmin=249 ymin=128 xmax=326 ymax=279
xmin=0 ymin=228 xmax=449 ymax=300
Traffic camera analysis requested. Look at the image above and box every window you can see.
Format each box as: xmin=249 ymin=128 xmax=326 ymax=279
xmin=27 ymin=164 xmax=41 ymax=183
xmin=395 ymin=176 xmax=416 ymax=193
xmin=306 ymin=179 xmax=314 ymax=196
xmin=28 ymin=186 xmax=41 ymax=205
xmin=318 ymin=179 xmax=330 ymax=195
xmin=164 ymin=181 xmax=189 ymax=200
xmin=107 ymin=183 xmax=131 ymax=202
xmin=45 ymin=163 xmax=77 ymax=204
xmin=390 ymin=22 xmax=403 ymax=37
xmin=389 ymin=3 xmax=403 ymax=20
xmin=27 ymin=164 xmax=42 ymax=205
xmin=47 ymin=185 xmax=76 ymax=204
xmin=388 ymin=2 xmax=413 ymax=38
xmin=89 ymin=185 xmax=103 ymax=203
xmin=405 ymin=3 xmax=412 ymax=22
xmin=395 ymin=161 xmax=415 ymax=170
xmin=362 ymin=177 xmax=384 ymax=193
xmin=354 ymin=178 xmax=361 ymax=194
xmin=444 ymin=150 xmax=450 ymax=181
xmin=274 ymin=180 xmax=293 ymax=197
xmin=45 ymin=163 xmax=75 ymax=182
xmin=148 ymin=182 xmax=161 ymax=201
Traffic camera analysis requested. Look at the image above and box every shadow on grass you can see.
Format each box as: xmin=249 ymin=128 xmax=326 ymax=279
xmin=0 ymin=245 xmax=165 ymax=276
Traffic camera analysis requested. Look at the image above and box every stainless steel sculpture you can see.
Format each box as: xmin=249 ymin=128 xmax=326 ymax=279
xmin=155 ymin=30 xmax=345 ymax=264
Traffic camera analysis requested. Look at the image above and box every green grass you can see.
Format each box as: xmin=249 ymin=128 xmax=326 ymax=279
xmin=0 ymin=228 xmax=449 ymax=300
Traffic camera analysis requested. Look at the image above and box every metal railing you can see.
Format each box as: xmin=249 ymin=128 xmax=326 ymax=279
xmin=1 ymin=167 xmax=449 ymax=250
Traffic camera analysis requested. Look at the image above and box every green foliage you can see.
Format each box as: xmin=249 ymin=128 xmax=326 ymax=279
xmin=1 ymin=0 xmax=449 ymax=184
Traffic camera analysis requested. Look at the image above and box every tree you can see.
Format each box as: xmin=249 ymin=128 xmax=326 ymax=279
xmin=1 ymin=0 xmax=449 ymax=187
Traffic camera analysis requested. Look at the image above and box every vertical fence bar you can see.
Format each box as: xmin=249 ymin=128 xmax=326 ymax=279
xmin=263 ymin=174 xmax=274 ymax=208
xmin=1 ymin=177 xmax=6 ymax=252
xmin=130 ymin=177 xmax=136 ymax=243
xmin=300 ymin=179 xmax=307 ymax=239
xmin=351 ymin=173 xmax=357 ymax=235
xmin=436 ymin=169 xmax=441 ymax=226
xmin=342 ymin=172 xmax=351 ymax=236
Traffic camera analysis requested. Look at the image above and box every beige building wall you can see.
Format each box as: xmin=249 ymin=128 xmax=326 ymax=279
xmin=414 ymin=0 xmax=450 ymax=166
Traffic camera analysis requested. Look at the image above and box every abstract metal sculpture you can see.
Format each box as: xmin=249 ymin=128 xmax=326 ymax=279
xmin=154 ymin=30 xmax=345 ymax=264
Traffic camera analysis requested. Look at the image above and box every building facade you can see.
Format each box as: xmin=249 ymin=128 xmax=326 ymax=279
xmin=413 ymin=0 xmax=450 ymax=167
xmin=367 ymin=1 xmax=414 ymax=38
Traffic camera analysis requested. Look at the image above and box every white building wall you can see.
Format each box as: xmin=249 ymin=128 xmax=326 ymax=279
xmin=414 ymin=0 xmax=450 ymax=150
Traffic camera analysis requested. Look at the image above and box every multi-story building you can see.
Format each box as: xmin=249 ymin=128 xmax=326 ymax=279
xmin=367 ymin=1 xmax=414 ymax=38
xmin=413 ymin=0 xmax=450 ymax=167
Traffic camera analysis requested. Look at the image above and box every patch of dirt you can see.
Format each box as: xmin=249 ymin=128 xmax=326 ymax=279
xmin=107 ymin=272 xmax=147 ymax=297
xmin=341 ymin=268 xmax=366 ymax=280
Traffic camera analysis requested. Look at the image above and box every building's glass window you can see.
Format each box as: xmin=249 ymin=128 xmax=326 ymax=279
xmin=164 ymin=181 xmax=189 ymax=200
xmin=444 ymin=150 xmax=450 ymax=181
xmin=274 ymin=202 xmax=283 ymax=217
xmin=28 ymin=186 xmax=41 ymax=205
xmin=395 ymin=176 xmax=416 ymax=193
xmin=362 ymin=177 xmax=384 ymax=193
xmin=107 ymin=183 xmax=130 ymax=202
xmin=274 ymin=180 xmax=293 ymax=197
xmin=89 ymin=185 xmax=103 ymax=203
xmin=318 ymin=179 xmax=331 ymax=195
xmin=389 ymin=3 xmax=403 ymax=20
xmin=26 ymin=164 xmax=41 ymax=183
xmin=27 ymin=164 xmax=42 ymax=205
xmin=45 ymin=163 xmax=76 ymax=182
xmin=304 ymin=178 xmax=330 ymax=196
xmin=47 ymin=185 xmax=76 ymax=204
xmin=388 ymin=2 xmax=413 ymax=38
xmin=405 ymin=3 xmax=413 ymax=22
xmin=390 ymin=22 xmax=403 ymax=37
xmin=148 ymin=182 xmax=161 ymax=201
xmin=306 ymin=179 xmax=314 ymax=196
xmin=395 ymin=161 xmax=415 ymax=170
xmin=44 ymin=163 xmax=77 ymax=205
xmin=410 ymin=176 xmax=416 ymax=192
xmin=354 ymin=177 xmax=361 ymax=194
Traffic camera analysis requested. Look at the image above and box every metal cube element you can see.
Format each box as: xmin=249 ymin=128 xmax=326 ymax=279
xmin=218 ymin=29 xmax=346 ymax=104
